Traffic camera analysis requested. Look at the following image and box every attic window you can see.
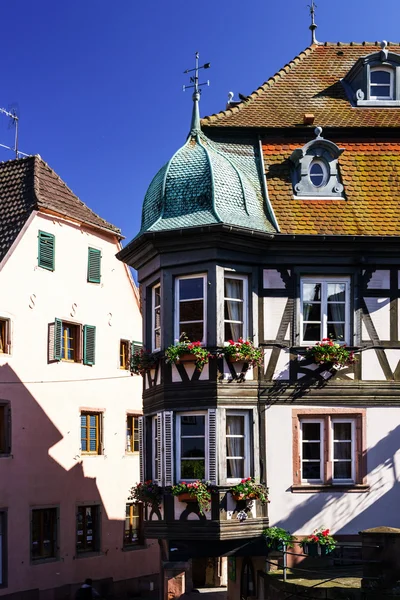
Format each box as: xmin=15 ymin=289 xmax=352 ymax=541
xmin=370 ymin=67 xmax=393 ymax=100
xmin=309 ymin=160 xmax=328 ymax=188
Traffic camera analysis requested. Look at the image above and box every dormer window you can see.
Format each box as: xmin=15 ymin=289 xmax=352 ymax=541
xmin=309 ymin=159 xmax=328 ymax=188
xmin=370 ymin=67 xmax=393 ymax=100
xmin=290 ymin=128 xmax=344 ymax=199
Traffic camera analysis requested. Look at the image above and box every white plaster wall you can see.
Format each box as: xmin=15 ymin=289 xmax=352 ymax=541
xmin=266 ymin=405 xmax=400 ymax=535
xmin=0 ymin=213 xmax=158 ymax=594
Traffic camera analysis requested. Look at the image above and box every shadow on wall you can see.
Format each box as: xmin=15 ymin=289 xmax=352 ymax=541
xmin=274 ymin=422 xmax=400 ymax=535
xmin=0 ymin=363 xmax=157 ymax=598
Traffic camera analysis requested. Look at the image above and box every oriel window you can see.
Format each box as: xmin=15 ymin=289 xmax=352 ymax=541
xmin=152 ymin=284 xmax=161 ymax=351
xmin=175 ymin=275 xmax=206 ymax=343
xmin=224 ymin=275 xmax=248 ymax=342
xmin=178 ymin=414 xmax=206 ymax=480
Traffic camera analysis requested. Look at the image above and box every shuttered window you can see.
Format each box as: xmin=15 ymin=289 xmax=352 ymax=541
xmin=83 ymin=325 xmax=96 ymax=365
xmin=87 ymin=247 xmax=101 ymax=283
xmin=163 ymin=411 xmax=174 ymax=486
xmin=81 ymin=412 xmax=102 ymax=454
xmin=38 ymin=231 xmax=55 ymax=271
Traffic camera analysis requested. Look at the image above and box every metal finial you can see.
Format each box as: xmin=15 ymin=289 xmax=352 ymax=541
xmin=308 ymin=0 xmax=318 ymax=45
xmin=314 ymin=126 xmax=323 ymax=138
xmin=183 ymin=52 xmax=211 ymax=135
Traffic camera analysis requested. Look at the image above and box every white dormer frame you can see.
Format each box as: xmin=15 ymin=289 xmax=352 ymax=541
xmin=369 ymin=66 xmax=394 ymax=100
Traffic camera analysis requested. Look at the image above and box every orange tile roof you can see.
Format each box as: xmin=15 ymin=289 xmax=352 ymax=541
xmin=202 ymin=43 xmax=400 ymax=129
xmin=263 ymin=139 xmax=400 ymax=235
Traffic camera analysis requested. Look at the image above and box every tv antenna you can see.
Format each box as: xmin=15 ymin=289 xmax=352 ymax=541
xmin=0 ymin=106 xmax=28 ymax=158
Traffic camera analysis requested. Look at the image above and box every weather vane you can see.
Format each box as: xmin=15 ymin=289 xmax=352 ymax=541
xmin=308 ymin=0 xmax=318 ymax=45
xmin=183 ymin=52 xmax=211 ymax=97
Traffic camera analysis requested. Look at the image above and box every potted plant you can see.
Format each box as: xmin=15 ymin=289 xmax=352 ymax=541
xmin=304 ymin=337 xmax=356 ymax=369
xmin=229 ymin=478 xmax=269 ymax=504
xmin=171 ymin=481 xmax=211 ymax=516
xmin=222 ymin=338 xmax=263 ymax=368
xmin=130 ymin=348 xmax=158 ymax=375
xmin=165 ymin=334 xmax=211 ymax=371
xmin=300 ymin=528 xmax=337 ymax=557
xmin=130 ymin=480 xmax=162 ymax=507
xmin=263 ymin=526 xmax=296 ymax=551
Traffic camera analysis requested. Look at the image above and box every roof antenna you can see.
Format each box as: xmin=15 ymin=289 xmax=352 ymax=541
xmin=183 ymin=52 xmax=211 ymax=135
xmin=0 ymin=106 xmax=28 ymax=159
xmin=308 ymin=0 xmax=318 ymax=45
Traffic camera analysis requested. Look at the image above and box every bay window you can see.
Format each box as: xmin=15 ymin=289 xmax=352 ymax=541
xmin=177 ymin=413 xmax=206 ymax=480
xmin=175 ymin=275 xmax=206 ymax=344
xmin=152 ymin=283 xmax=161 ymax=351
xmin=226 ymin=411 xmax=250 ymax=481
xmin=300 ymin=277 xmax=350 ymax=344
xmin=224 ymin=275 xmax=248 ymax=342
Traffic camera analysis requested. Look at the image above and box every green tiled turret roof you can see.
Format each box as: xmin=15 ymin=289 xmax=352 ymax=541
xmin=139 ymin=93 xmax=277 ymax=236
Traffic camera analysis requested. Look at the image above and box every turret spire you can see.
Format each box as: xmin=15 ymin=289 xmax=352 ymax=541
xmin=308 ymin=0 xmax=318 ymax=45
xmin=183 ymin=52 xmax=211 ymax=136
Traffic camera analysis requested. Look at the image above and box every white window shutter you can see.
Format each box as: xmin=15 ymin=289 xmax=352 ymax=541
xmin=163 ymin=411 xmax=174 ymax=486
xmin=208 ymin=409 xmax=217 ymax=484
xmin=138 ymin=416 xmax=145 ymax=483
xmin=156 ymin=412 xmax=163 ymax=484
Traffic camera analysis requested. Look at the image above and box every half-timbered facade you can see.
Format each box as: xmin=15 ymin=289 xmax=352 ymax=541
xmin=119 ymin=38 xmax=400 ymax=598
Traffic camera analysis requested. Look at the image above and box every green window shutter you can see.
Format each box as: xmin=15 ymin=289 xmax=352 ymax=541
xmin=83 ymin=325 xmax=96 ymax=365
xmin=38 ymin=231 xmax=55 ymax=271
xmin=87 ymin=248 xmax=101 ymax=283
xmin=54 ymin=318 xmax=62 ymax=361
xmin=131 ymin=341 xmax=143 ymax=355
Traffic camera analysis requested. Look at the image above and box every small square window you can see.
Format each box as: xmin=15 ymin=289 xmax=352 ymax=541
xmin=76 ymin=505 xmax=100 ymax=553
xmin=31 ymin=508 xmax=58 ymax=562
xmin=81 ymin=412 xmax=102 ymax=455
xmin=126 ymin=415 xmax=139 ymax=453
xmin=123 ymin=503 xmax=143 ymax=547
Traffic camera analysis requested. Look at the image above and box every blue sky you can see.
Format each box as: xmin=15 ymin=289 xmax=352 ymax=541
xmin=0 ymin=0 xmax=399 ymax=244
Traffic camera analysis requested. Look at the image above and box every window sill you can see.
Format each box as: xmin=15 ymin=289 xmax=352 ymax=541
xmin=291 ymin=484 xmax=369 ymax=493
xmin=81 ymin=453 xmax=103 ymax=458
xmin=357 ymin=100 xmax=400 ymax=107
xmin=74 ymin=550 xmax=103 ymax=559
xmin=31 ymin=556 xmax=59 ymax=566
xmin=122 ymin=543 xmax=147 ymax=552
xmin=125 ymin=452 xmax=139 ymax=456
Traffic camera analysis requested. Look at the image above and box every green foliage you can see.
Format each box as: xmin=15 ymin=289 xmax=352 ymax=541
xmin=229 ymin=477 xmax=269 ymax=504
xmin=171 ymin=480 xmax=212 ymax=515
xmin=165 ymin=334 xmax=211 ymax=371
xmin=262 ymin=526 xmax=296 ymax=549
xmin=130 ymin=349 xmax=157 ymax=375
xmin=305 ymin=337 xmax=356 ymax=368
xmin=222 ymin=338 xmax=263 ymax=367
xmin=130 ymin=480 xmax=162 ymax=507
xmin=300 ymin=528 xmax=337 ymax=552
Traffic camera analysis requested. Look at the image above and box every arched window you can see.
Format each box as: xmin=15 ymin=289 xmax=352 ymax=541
xmin=309 ymin=159 xmax=328 ymax=188
xmin=370 ymin=67 xmax=394 ymax=100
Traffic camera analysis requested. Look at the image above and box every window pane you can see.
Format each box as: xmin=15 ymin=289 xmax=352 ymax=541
xmin=302 ymin=462 xmax=320 ymax=479
xmin=334 ymin=442 xmax=352 ymax=460
xmin=334 ymin=422 xmax=352 ymax=440
xmin=224 ymin=301 xmax=243 ymax=322
xmin=226 ymin=415 xmax=244 ymax=434
xmin=226 ymin=438 xmax=244 ymax=457
xmin=180 ymin=322 xmax=203 ymax=343
xmin=154 ymin=288 xmax=161 ymax=306
xmin=371 ymin=70 xmax=391 ymax=84
xmin=303 ymin=303 xmax=321 ymax=321
xmin=309 ymin=162 xmax=325 ymax=187
xmin=227 ymin=459 xmax=244 ymax=479
xmin=181 ymin=438 xmax=205 ymax=457
xmin=303 ymin=283 xmax=321 ymax=302
xmin=327 ymin=322 xmax=345 ymax=340
xmin=334 ymin=462 xmax=352 ymax=479
xmin=154 ymin=329 xmax=161 ymax=348
xmin=302 ymin=422 xmax=321 ymax=440
xmin=327 ymin=283 xmax=346 ymax=302
xmin=302 ymin=442 xmax=321 ymax=459
xmin=180 ymin=300 xmax=203 ymax=322
xmin=224 ymin=279 xmax=243 ymax=299
xmin=371 ymin=85 xmax=391 ymax=97
xmin=179 ymin=278 xmax=204 ymax=300
xmin=154 ymin=308 xmax=161 ymax=328
xmin=303 ymin=323 xmax=321 ymax=341
xmin=225 ymin=322 xmax=243 ymax=341
xmin=181 ymin=459 xmax=205 ymax=479
xmin=181 ymin=415 xmax=205 ymax=436
xmin=327 ymin=304 xmax=345 ymax=322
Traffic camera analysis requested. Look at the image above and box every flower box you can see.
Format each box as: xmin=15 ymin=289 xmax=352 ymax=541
xmin=265 ymin=538 xmax=284 ymax=552
xmin=177 ymin=353 xmax=197 ymax=363
xmin=177 ymin=492 xmax=197 ymax=502
xmin=232 ymin=492 xmax=257 ymax=502
xmin=302 ymin=542 xmax=332 ymax=557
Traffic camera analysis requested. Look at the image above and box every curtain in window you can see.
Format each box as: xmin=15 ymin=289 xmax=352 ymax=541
xmin=225 ymin=279 xmax=243 ymax=340
xmin=226 ymin=415 xmax=244 ymax=479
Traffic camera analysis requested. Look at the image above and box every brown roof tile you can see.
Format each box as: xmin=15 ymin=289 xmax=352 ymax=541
xmin=202 ymin=43 xmax=400 ymax=129
xmin=263 ymin=139 xmax=400 ymax=235
xmin=0 ymin=155 xmax=120 ymax=262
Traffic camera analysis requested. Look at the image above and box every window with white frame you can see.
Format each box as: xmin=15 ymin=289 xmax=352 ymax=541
xmin=300 ymin=277 xmax=350 ymax=344
xmin=370 ymin=67 xmax=393 ymax=100
xmin=300 ymin=418 xmax=356 ymax=485
xmin=226 ymin=411 xmax=250 ymax=481
xmin=177 ymin=413 xmax=206 ymax=480
xmin=175 ymin=275 xmax=206 ymax=344
xmin=301 ymin=420 xmax=324 ymax=483
xmin=224 ymin=275 xmax=248 ymax=342
xmin=152 ymin=284 xmax=161 ymax=351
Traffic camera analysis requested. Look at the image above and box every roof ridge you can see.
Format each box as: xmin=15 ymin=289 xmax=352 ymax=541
xmin=201 ymin=45 xmax=316 ymax=125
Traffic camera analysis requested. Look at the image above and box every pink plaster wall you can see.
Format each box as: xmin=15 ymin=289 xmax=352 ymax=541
xmin=0 ymin=213 xmax=159 ymax=595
